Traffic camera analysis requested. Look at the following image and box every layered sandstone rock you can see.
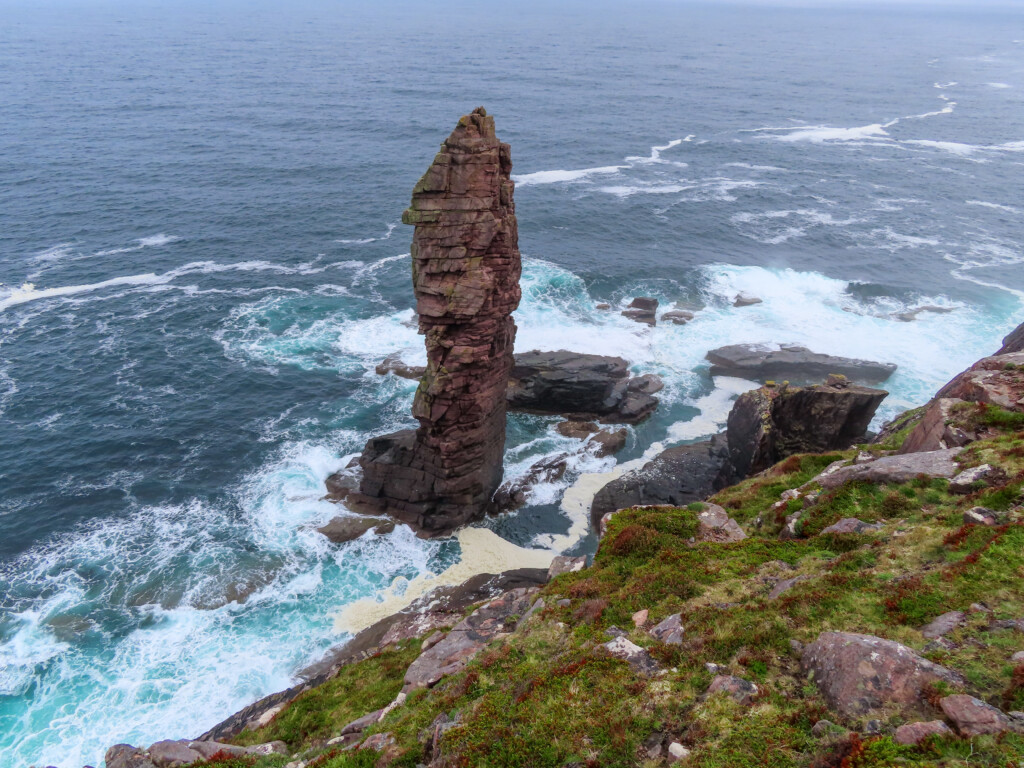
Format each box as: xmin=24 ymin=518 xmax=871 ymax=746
xmin=347 ymin=108 xmax=521 ymax=535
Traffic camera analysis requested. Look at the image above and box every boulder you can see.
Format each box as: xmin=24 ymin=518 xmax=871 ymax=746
xmin=403 ymin=587 xmax=538 ymax=689
xmin=632 ymin=609 xmax=649 ymax=627
xmin=648 ymin=613 xmax=684 ymax=645
xmin=661 ymin=310 xmax=694 ymax=325
xmin=507 ymin=350 xmax=659 ymax=423
xmin=705 ymin=675 xmax=759 ymax=705
xmin=246 ymin=741 xmax=288 ymax=756
xmin=733 ymin=293 xmax=763 ymax=307
xmin=587 ymin=428 xmax=628 ymax=457
xmin=727 ymin=378 xmax=887 ymax=478
xmin=706 ymin=343 xmax=896 ymax=384
xmin=622 ymin=296 xmax=659 ymax=325
xmin=147 ymin=741 xmax=203 ymax=768
xmin=893 ymin=720 xmax=954 ymax=745
xmin=767 ymin=576 xmax=807 ymax=601
xmin=105 ymin=745 xmax=157 ymax=768
xmin=996 ymin=321 xmax=1024 ymax=354
xmin=316 ymin=515 xmax=395 ymax=543
xmin=548 ymin=555 xmax=586 ymax=579
xmin=556 ymin=420 xmax=600 ymax=439
xmin=940 ymin=695 xmax=1014 ymax=736
xmin=819 ymin=518 xmax=882 ymax=536
xmin=920 ymin=611 xmax=965 ymax=639
xmin=601 ymin=636 xmax=661 ymax=677
xmin=590 ymin=437 xmax=735 ymax=529
xmin=897 ymin=398 xmax=976 ymax=455
xmin=359 ymin=732 xmax=397 ymax=752
xmin=936 ymin=352 xmax=1024 ymax=412
xmin=801 ymin=632 xmax=966 ymax=717
xmin=964 ymin=507 xmax=1003 ymax=526
xmin=340 ymin=709 xmax=384 ymax=736
xmin=375 ymin=353 xmax=426 ymax=380
xmin=813 ymin=449 xmax=962 ymax=490
xmin=695 ymin=504 xmax=746 ymax=543
xmin=667 ymin=742 xmax=691 ymax=761
xmin=348 ymin=107 xmax=521 ymax=536
xmin=949 ymin=464 xmax=1008 ymax=494
xmin=186 ymin=742 xmax=249 ymax=760
xmin=491 ymin=453 xmax=568 ymax=512
xmin=324 ymin=461 xmax=360 ymax=501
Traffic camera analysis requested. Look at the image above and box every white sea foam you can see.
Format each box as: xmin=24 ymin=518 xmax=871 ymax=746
xmin=731 ymin=209 xmax=860 ymax=244
xmin=94 ymin=233 xmax=180 ymax=256
xmin=967 ymin=200 xmax=1021 ymax=214
xmin=337 ymin=222 xmax=398 ymax=244
xmin=768 ymin=123 xmax=892 ymax=144
xmin=985 ymin=82 xmax=1012 ymax=89
xmin=0 ymin=273 xmax=165 ymax=311
xmin=861 ymin=227 xmax=943 ymax=253
xmin=513 ymin=165 xmax=626 ymax=186
xmin=625 ymin=138 xmax=686 ymax=165
xmin=934 ymin=81 xmax=958 ymax=89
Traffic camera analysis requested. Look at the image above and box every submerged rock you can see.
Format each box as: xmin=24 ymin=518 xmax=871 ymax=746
xmin=622 ymin=296 xmax=659 ymax=325
xmin=590 ymin=436 xmax=735 ymax=529
xmin=316 ymin=514 xmax=395 ymax=543
xmin=507 ymin=349 xmax=659 ymax=423
xmin=706 ymin=343 xmax=896 ymax=384
xmin=727 ymin=377 xmax=887 ymax=478
xmin=349 ymin=107 xmax=521 ymax=536
xmin=733 ymin=292 xmax=763 ymax=307
xmin=661 ymin=309 xmax=694 ymax=325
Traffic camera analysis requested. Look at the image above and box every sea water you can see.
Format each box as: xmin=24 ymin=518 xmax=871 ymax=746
xmin=1 ymin=1 xmax=1023 ymax=765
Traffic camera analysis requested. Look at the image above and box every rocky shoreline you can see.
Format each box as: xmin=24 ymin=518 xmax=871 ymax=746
xmin=89 ymin=104 xmax=1024 ymax=768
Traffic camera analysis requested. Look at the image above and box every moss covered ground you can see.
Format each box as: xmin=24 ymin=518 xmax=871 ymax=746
xmin=229 ymin=404 xmax=1024 ymax=767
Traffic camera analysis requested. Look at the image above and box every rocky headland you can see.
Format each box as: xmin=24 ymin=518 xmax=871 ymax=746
xmin=94 ymin=106 xmax=1024 ymax=768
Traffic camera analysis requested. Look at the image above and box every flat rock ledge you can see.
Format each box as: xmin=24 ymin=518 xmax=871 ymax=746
xmin=508 ymin=349 xmax=662 ymax=423
xmin=707 ymin=343 xmax=896 ymax=384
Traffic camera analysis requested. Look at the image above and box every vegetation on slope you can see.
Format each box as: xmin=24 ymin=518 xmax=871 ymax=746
xmin=226 ymin=403 xmax=1024 ymax=768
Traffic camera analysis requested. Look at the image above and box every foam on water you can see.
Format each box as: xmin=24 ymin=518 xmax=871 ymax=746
xmin=513 ymin=165 xmax=626 ymax=186
xmin=967 ymin=200 xmax=1021 ymax=214
xmin=764 ymin=123 xmax=892 ymax=144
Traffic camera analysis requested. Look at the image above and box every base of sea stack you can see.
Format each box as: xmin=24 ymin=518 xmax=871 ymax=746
xmin=346 ymin=429 xmax=503 ymax=537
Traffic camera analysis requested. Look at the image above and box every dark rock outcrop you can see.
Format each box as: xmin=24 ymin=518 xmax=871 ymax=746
xmin=997 ymin=320 xmax=1024 ymax=355
xmin=727 ymin=377 xmax=888 ymax=478
xmin=347 ymin=107 xmax=521 ymax=536
xmin=590 ymin=436 xmax=734 ymax=528
xmin=802 ymin=631 xmax=966 ymax=718
xmin=316 ymin=514 xmax=395 ymax=543
xmin=706 ymin=344 xmax=896 ymax=384
xmin=507 ymin=350 xmax=660 ymax=423
xmin=622 ymin=296 xmax=659 ymax=326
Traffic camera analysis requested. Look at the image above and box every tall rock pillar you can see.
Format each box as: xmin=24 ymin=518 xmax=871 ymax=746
xmin=348 ymin=107 xmax=521 ymax=535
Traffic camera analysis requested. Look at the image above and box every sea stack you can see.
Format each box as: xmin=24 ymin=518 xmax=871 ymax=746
xmin=347 ymin=107 xmax=521 ymax=535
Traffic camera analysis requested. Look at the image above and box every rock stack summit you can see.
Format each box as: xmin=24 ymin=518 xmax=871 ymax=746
xmin=347 ymin=107 xmax=521 ymax=535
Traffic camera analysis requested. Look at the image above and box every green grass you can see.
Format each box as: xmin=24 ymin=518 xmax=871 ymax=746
xmin=226 ymin=421 xmax=1024 ymax=768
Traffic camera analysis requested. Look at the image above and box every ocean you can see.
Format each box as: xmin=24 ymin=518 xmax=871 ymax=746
xmin=1 ymin=1 xmax=1023 ymax=765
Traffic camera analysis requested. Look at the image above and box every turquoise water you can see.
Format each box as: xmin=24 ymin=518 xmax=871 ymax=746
xmin=1 ymin=1 xmax=1023 ymax=765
